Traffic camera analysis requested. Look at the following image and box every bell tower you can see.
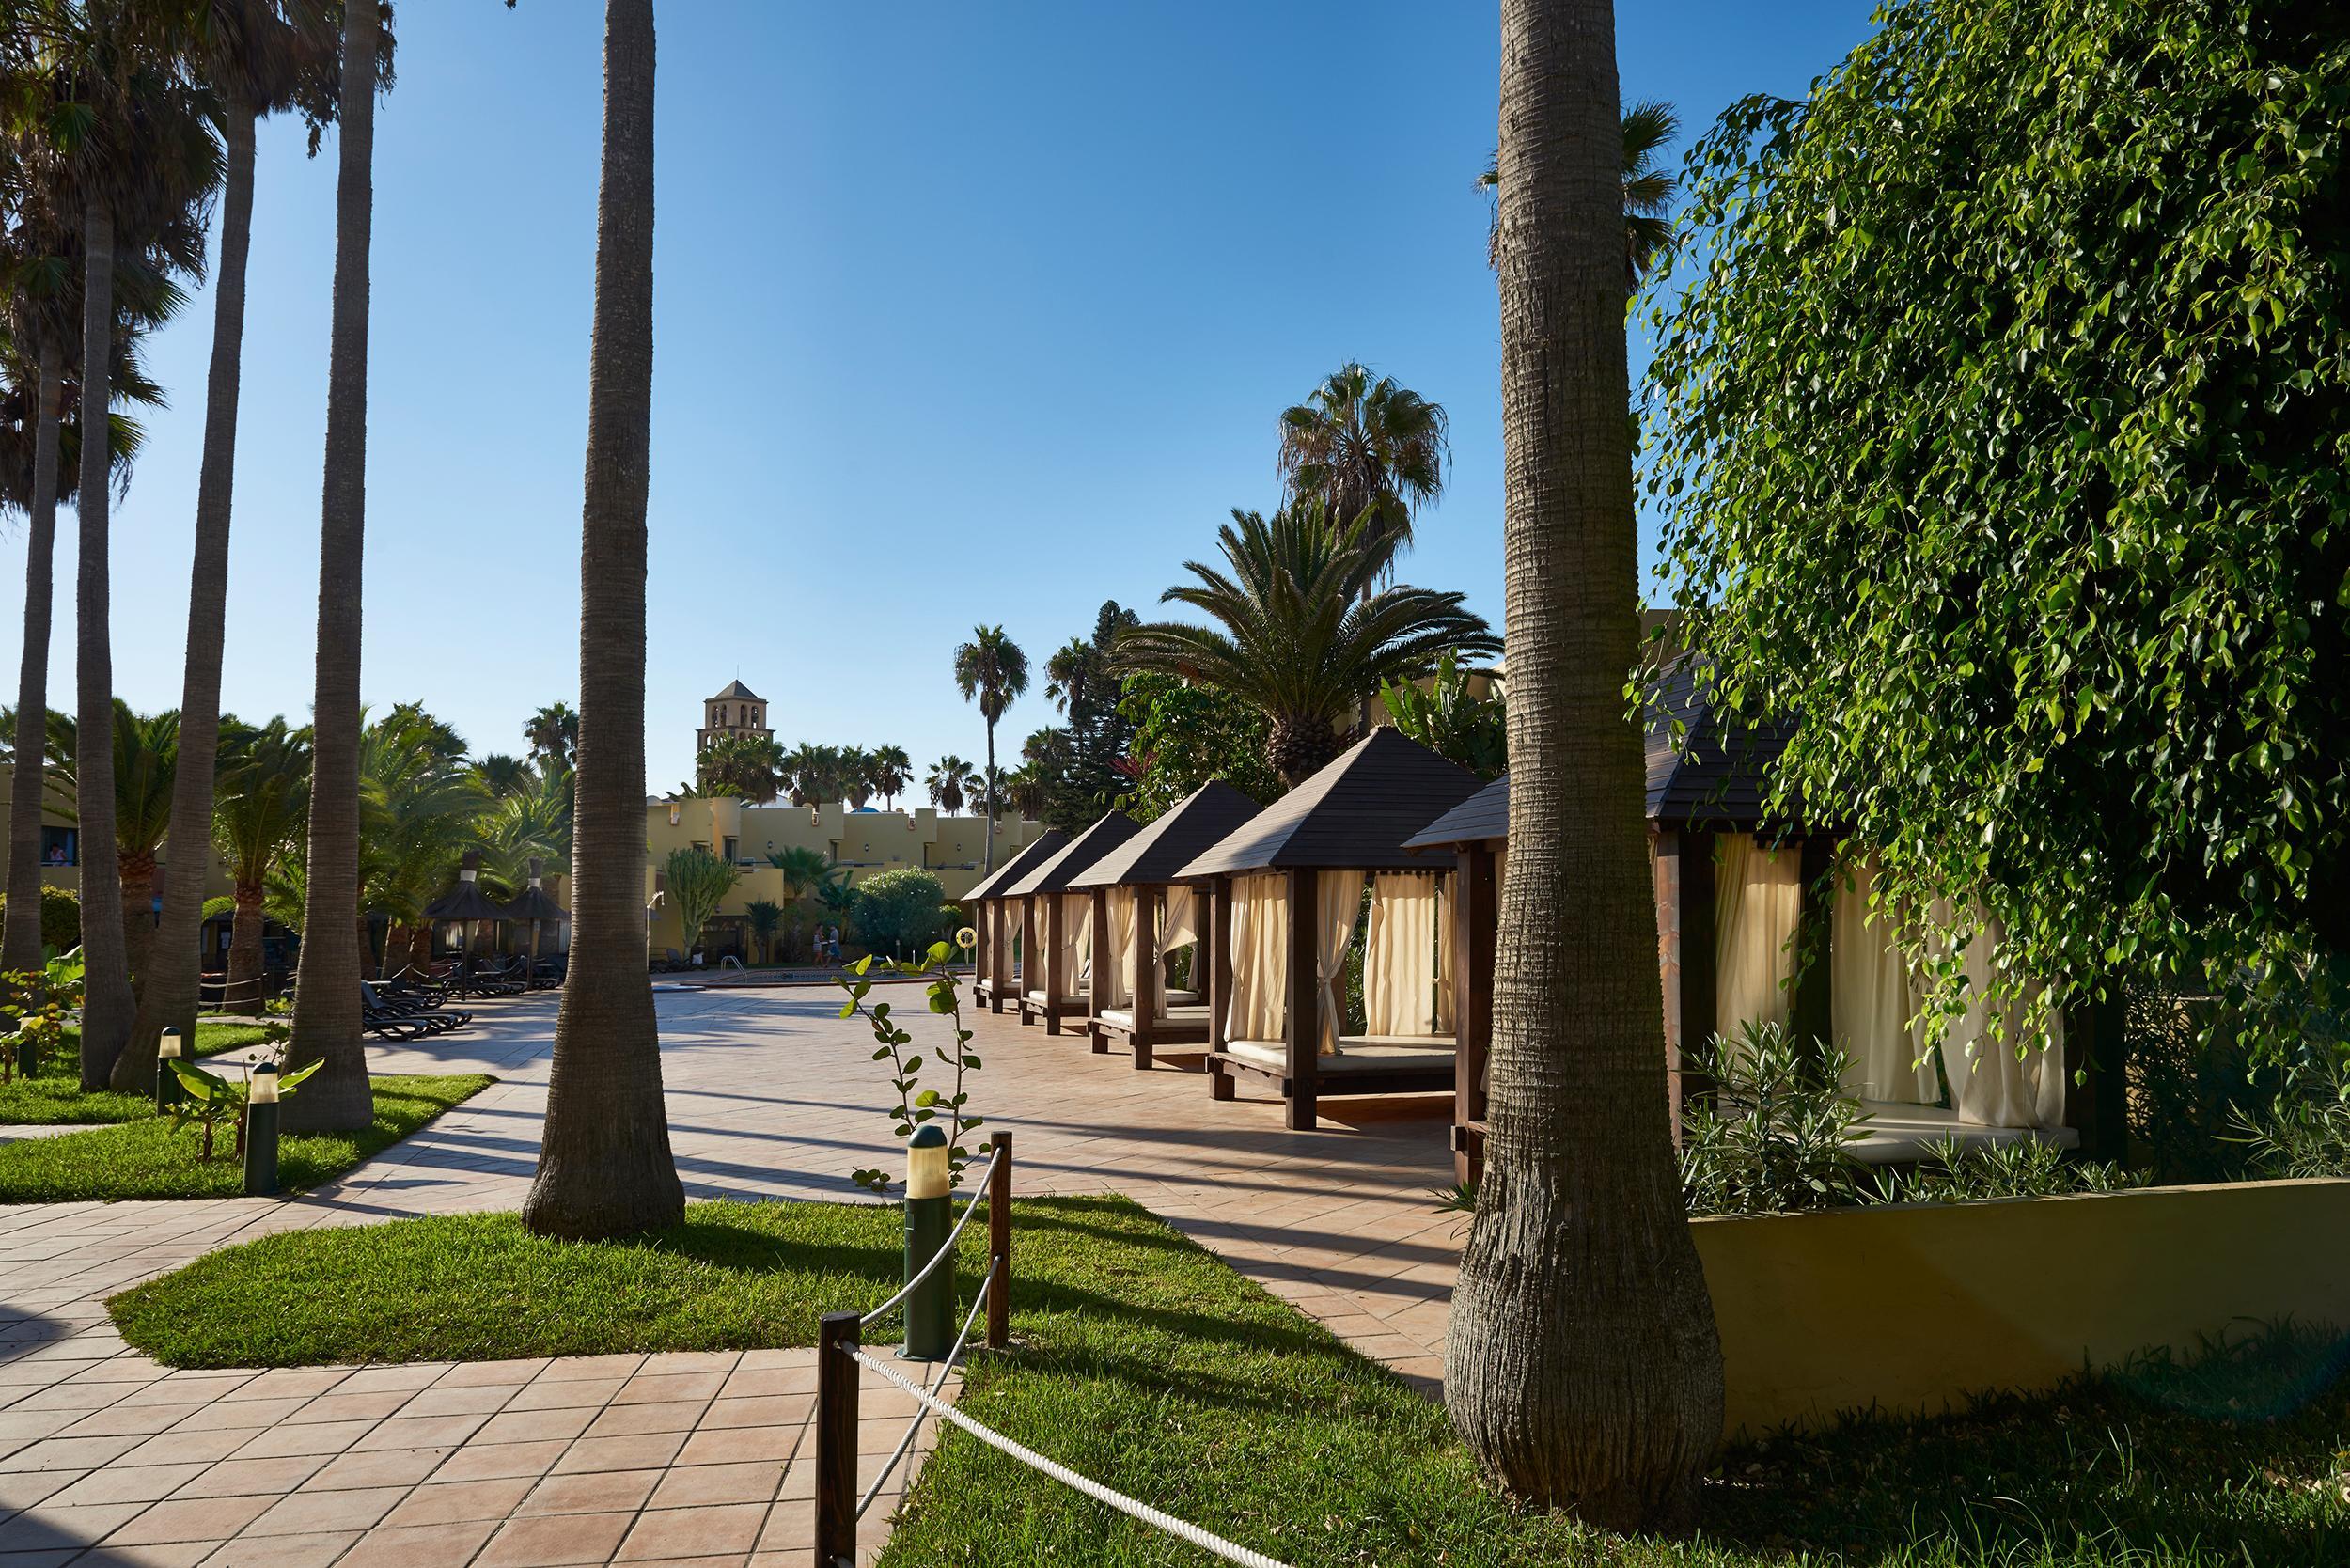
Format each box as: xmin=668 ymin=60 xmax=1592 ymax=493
xmin=697 ymin=680 xmax=772 ymax=753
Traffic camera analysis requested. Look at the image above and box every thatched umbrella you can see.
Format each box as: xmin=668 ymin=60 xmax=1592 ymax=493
xmin=503 ymin=857 xmax=568 ymax=986
xmin=424 ymin=850 xmax=508 ymax=998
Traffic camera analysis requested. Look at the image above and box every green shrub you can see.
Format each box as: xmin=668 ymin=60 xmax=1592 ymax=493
xmin=0 ymin=885 xmax=80 ymax=953
xmin=851 ymin=868 xmax=950 ymax=959
xmin=1867 ymin=1136 xmax=2144 ymax=1206
xmin=1680 ymin=1022 xmax=1870 ymax=1215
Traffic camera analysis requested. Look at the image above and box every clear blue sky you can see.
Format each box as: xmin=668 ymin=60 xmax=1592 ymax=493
xmin=3 ymin=1 xmax=1878 ymax=794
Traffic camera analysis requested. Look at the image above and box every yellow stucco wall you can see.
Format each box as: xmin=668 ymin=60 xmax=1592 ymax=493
xmin=1694 ymin=1178 xmax=2350 ymax=1436
xmin=643 ymin=796 xmax=1043 ymax=954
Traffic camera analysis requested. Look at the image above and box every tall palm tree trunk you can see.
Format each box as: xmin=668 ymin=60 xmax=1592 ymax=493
xmin=74 ymin=201 xmax=133 ymax=1090
xmin=3 ymin=350 xmax=64 ymax=976
xmin=522 ymin=0 xmax=682 ymax=1239
xmin=1443 ymin=0 xmax=1722 ymax=1531
xmin=225 ymin=883 xmax=266 ymax=1012
xmin=980 ymin=720 xmax=996 ymax=872
xmin=284 ymin=3 xmax=378 ymax=1131
xmin=120 ymin=102 xmax=260 ymax=1090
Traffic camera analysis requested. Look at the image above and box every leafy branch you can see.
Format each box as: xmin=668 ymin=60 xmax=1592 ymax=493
xmin=838 ymin=930 xmax=983 ymax=1194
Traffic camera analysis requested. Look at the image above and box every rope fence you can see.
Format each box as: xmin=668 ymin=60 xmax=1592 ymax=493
xmin=811 ymin=1129 xmax=1291 ymax=1568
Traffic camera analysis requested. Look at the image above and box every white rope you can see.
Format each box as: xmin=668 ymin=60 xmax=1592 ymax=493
xmin=857 ymin=1145 xmax=999 ymax=1327
xmin=844 ymin=1346 xmax=1292 ymax=1568
xmin=854 ymin=1259 xmax=996 ymax=1520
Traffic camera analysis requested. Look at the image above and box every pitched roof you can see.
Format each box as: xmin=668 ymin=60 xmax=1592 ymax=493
xmin=504 ymin=884 xmax=568 ymax=922
xmin=1400 ymin=663 xmax=1801 ymax=846
xmin=961 ymin=828 xmax=1069 ymax=903
xmin=708 ymin=680 xmax=761 ymax=701
xmin=1067 ymin=781 xmax=1262 ymax=889
xmin=1174 ymin=729 xmax=1481 ymax=878
xmin=1001 ymin=812 xmax=1143 ymax=896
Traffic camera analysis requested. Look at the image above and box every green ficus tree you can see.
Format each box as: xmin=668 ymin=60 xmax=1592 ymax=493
xmin=1646 ymin=0 xmax=2350 ymax=1043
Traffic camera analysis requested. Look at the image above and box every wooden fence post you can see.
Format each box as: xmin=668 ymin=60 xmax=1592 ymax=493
xmin=814 ymin=1311 xmax=860 ymax=1567
xmin=987 ymin=1130 xmax=1012 ymax=1350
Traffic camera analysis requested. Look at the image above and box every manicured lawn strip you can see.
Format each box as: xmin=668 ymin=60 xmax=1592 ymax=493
xmin=108 ymin=1194 xmax=2350 ymax=1566
xmin=0 ymin=1020 xmax=282 ymax=1126
xmin=0 ymin=1073 xmax=491 ymax=1202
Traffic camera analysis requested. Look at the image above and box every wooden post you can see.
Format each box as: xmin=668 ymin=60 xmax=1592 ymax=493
xmin=1284 ymin=866 xmax=1319 ymax=1131
xmin=1206 ymin=877 xmax=1234 ymax=1101
xmin=813 ymin=1311 xmax=860 ymax=1568
xmin=1792 ymin=836 xmax=1835 ymax=1053
xmin=1088 ymin=886 xmax=1111 ymax=1053
xmin=986 ymin=899 xmax=1009 ymax=1012
xmin=986 ymin=1129 xmax=1011 ymax=1349
xmin=1045 ymin=895 xmax=1070 ymax=1035
xmin=1130 ymin=886 xmax=1159 ymax=1071
xmin=1017 ymin=897 xmax=1037 ymax=1027
xmin=1654 ymin=827 xmax=1717 ymax=1145
xmin=1451 ymin=844 xmax=1497 ymax=1185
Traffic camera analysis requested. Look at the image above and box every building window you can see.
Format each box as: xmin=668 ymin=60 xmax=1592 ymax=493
xmin=39 ymin=826 xmax=74 ymax=867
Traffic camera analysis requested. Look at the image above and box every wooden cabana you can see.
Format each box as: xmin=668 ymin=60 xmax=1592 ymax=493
xmin=966 ymin=829 xmax=1068 ymax=1015
xmin=1066 ymin=781 xmax=1261 ymax=1071
xmin=1001 ymin=812 xmax=1142 ymax=1035
xmin=1176 ymin=730 xmax=1480 ymax=1131
xmin=1406 ymin=661 xmax=2123 ymax=1182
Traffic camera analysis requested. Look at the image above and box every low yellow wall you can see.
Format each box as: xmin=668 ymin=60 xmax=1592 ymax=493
xmin=1693 ymin=1178 xmax=2350 ymax=1436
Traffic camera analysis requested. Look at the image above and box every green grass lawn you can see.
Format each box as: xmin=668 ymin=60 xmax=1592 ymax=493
xmin=0 ymin=1073 xmax=491 ymax=1202
xmin=0 ymin=1019 xmax=280 ymax=1125
xmin=109 ymin=1193 xmax=2350 ymax=1566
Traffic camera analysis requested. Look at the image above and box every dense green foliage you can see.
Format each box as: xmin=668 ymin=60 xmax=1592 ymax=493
xmin=663 ymin=844 xmax=740 ymax=954
xmin=1379 ymin=649 xmax=1508 ymax=779
xmin=850 ymin=866 xmax=953 ymax=959
xmin=1020 ymin=601 xmax=1143 ymax=833
xmin=1647 ymin=0 xmax=2350 ymax=1045
xmin=1114 ymin=671 xmax=1279 ymax=822
xmin=0 ymin=1073 xmax=489 ymax=1200
xmin=109 ymin=1192 xmax=2350 ymax=1564
xmin=0 ymin=885 xmax=79 ymax=952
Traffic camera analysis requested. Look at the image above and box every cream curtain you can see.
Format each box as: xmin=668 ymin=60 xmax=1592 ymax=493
xmin=1365 ymin=873 xmax=1443 ymax=1036
xmin=1316 ymin=870 xmax=1365 ymax=1056
xmin=1101 ymin=888 xmax=1136 ymax=1010
xmin=1225 ymin=873 xmax=1288 ymax=1042
xmin=1155 ymin=886 xmax=1199 ymax=1010
xmin=1057 ymin=893 xmax=1092 ymax=995
xmin=1930 ymin=902 xmax=2067 ymax=1129
xmin=1433 ymin=874 xmax=1455 ymax=1034
xmin=1715 ymin=834 xmax=1802 ymax=1043
xmin=1830 ymin=853 xmax=1936 ymax=1104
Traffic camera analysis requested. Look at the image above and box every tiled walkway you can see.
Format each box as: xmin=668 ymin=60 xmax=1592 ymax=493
xmin=1 ymin=984 xmax=1461 ymax=1567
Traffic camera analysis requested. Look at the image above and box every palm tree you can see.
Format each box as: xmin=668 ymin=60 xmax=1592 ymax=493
xmin=472 ymin=751 xmax=531 ymax=796
xmin=522 ymin=0 xmax=682 ymax=1240
xmin=1480 ymin=100 xmax=1682 ymax=287
xmin=1005 ymin=760 xmax=1048 ymax=823
xmin=283 ymin=0 xmax=382 ymax=1130
xmin=1443 ymin=0 xmax=1722 ymax=1527
xmin=524 ymin=700 xmax=578 ymax=767
xmin=838 ymin=745 xmax=874 ymax=809
xmin=868 ymin=744 xmax=909 ymax=810
xmin=744 ymin=898 xmax=781 ymax=964
xmin=925 ymin=755 xmax=975 ymax=816
xmin=354 ymin=706 xmax=487 ymax=977
xmin=208 ymin=715 xmax=306 ymax=1012
xmin=1113 ymin=503 xmax=1499 ymax=786
xmin=128 ymin=0 xmax=341 ymax=1097
xmin=764 ymin=843 xmax=836 ymax=961
xmin=108 ymin=701 xmax=177 ymax=994
xmin=58 ymin=8 xmax=225 ymax=1089
xmin=952 ymin=626 xmax=1026 ymax=872
xmin=697 ymin=730 xmax=783 ymax=802
xmin=1276 ymin=364 xmax=1449 ymax=569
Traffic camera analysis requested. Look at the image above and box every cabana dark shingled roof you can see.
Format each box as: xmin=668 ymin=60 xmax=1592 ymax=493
xmin=1066 ymin=781 xmax=1262 ymax=890
xmin=1175 ymin=729 xmax=1480 ymax=878
xmin=1002 ymin=812 xmax=1143 ymax=897
xmin=1402 ymin=663 xmax=1799 ymax=848
xmin=963 ymin=828 xmax=1069 ymax=903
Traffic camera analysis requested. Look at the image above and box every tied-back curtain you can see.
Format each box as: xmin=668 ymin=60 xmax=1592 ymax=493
xmin=1831 ymin=851 xmax=1937 ymax=1105
xmin=1433 ymin=873 xmax=1454 ymax=1034
xmin=1316 ymin=870 xmax=1366 ymax=1056
xmin=1153 ymin=886 xmax=1199 ymax=1011
xmin=1365 ymin=872 xmax=1443 ymax=1036
xmin=1225 ymin=873 xmax=1288 ymax=1042
xmin=1931 ymin=901 xmax=2068 ymax=1129
xmin=1715 ymin=832 xmax=1801 ymax=1048
xmin=1058 ymin=892 xmax=1092 ymax=995
xmin=1102 ymin=887 xmax=1136 ymax=1010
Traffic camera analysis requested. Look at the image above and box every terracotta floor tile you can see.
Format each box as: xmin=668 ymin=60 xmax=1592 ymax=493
xmin=398 ymin=1385 xmax=518 ymax=1420
xmin=282 ymin=1392 xmax=414 ymax=1426
xmin=498 ymin=1380 xmax=622 ymax=1416
xmin=225 ymin=1423 xmax=373 ymax=1462
xmin=695 ymin=1397 xmax=809 ymax=1433
xmin=118 ymin=1429 xmax=248 ymax=1467
xmin=607 ymin=1374 xmax=723 ymax=1408
xmin=579 ymin=1403 xmax=704 ymax=1441
xmin=547 ymin=1435 xmax=683 ymax=1476
xmin=0 ymin=1500 xmax=148 ymax=1552
xmin=470 ymin=1409 xmax=595 ymax=1447
xmin=473 ymin=1510 xmax=634 ymax=1568
xmin=194 ymin=1529 xmax=361 ymax=1568
xmin=333 ymin=1519 xmax=499 ymax=1568
xmin=41 ymin=1462 xmax=207 ymax=1507
xmin=432 ymin=1360 xmax=549 ymax=1390
xmin=350 ymin=1415 xmax=487 ymax=1453
xmin=425 ymin=1442 xmax=569 ymax=1485
xmin=671 ymin=1429 xmax=797 ymax=1468
xmin=105 ymin=1495 xmax=276 ymax=1546
xmin=644 ymin=1461 xmax=780 ymax=1510
xmin=306 ymin=1444 xmax=455 ymax=1491
xmin=165 ymin=1456 xmax=327 ymax=1499
xmin=238 ymin=1485 xmax=406 ymax=1538
xmin=380 ymin=1477 xmax=535 ymax=1529
xmin=512 ymin=1468 xmax=660 ymax=1517
xmin=529 ymin=1356 xmax=642 ymax=1385
xmin=613 ymin=1503 xmax=766 ymax=1562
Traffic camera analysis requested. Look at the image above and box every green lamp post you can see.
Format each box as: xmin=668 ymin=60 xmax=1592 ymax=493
xmin=243 ymin=1062 xmax=280 ymax=1196
xmin=155 ymin=1029 xmax=184 ymax=1114
xmin=902 ymin=1122 xmax=954 ymax=1359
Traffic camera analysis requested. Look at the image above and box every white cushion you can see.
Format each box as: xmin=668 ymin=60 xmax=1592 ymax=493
xmin=1224 ymin=1037 xmax=1457 ymax=1074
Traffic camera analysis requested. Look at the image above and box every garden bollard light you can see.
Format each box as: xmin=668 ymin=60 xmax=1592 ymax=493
xmin=243 ymin=1063 xmax=280 ymax=1196
xmin=902 ymin=1122 xmax=953 ymax=1360
xmin=156 ymin=1030 xmax=183 ymax=1114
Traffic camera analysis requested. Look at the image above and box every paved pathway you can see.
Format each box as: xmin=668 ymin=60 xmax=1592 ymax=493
xmin=1 ymin=986 xmax=1461 ymax=1568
